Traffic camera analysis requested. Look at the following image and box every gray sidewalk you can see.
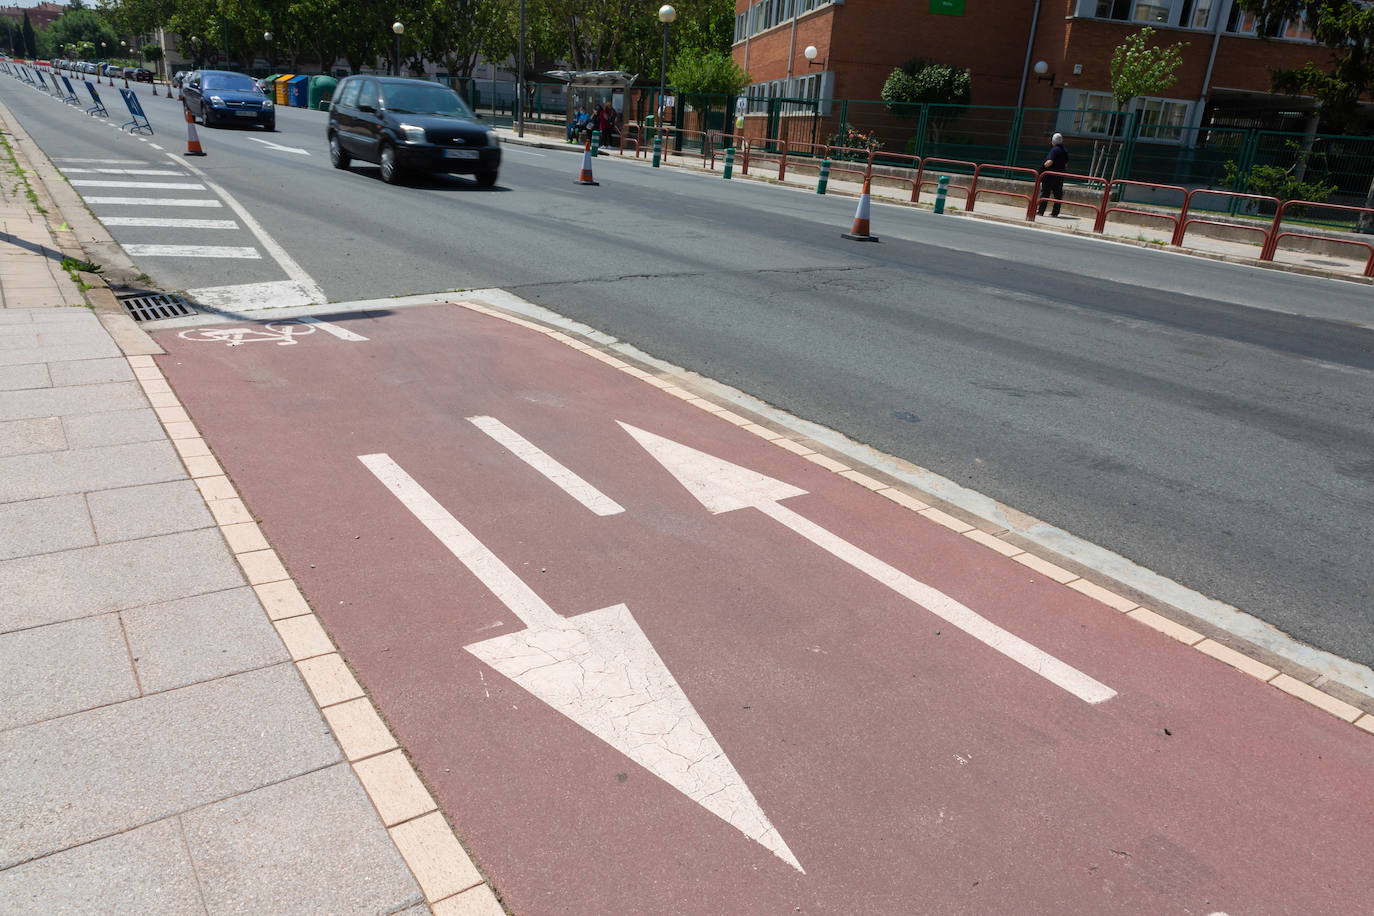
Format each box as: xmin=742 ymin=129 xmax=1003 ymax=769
xmin=0 ymin=99 xmax=502 ymax=914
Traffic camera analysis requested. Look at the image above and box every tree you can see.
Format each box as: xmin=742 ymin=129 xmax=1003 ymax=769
xmin=666 ymin=48 xmax=748 ymax=96
xmin=1095 ymin=27 xmax=1187 ymax=177
xmin=46 ymin=9 xmax=119 ymax=62
xmin=22 ymin=11 xmax=37 ymax=59
xmin=881 ymin=58 xmax=972 ymax=144
xmin=1233 ymin=0 xmax=1374 ymax=131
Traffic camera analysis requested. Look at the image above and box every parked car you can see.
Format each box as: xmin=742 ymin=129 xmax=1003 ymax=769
xmin=182 ymin=69 xmax=275 ymax=130
xmin=327 ymin=76 xmax=499 ymax=187
xmin=128 ymin=67 xmax=153 ymax=82
xmin=171 ymin=70 xmax=189 ymax=88
xmin=100 ymin=63 xmax=120 ymax=77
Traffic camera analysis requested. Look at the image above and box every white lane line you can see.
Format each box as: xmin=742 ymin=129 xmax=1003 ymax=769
xmin=53 ymin=157 xmax=147 ymax=163
xmin=168 ymin=154 xmax=326 ymax=305
xmin=62 ymin=167 xmax=185 ymax=175
xmin=468 ymin=416 xmax=625 ymax=516
xmin=70 ymin=179 xmax=205 ymax=189
xmin=185 ymin=280 xmax=319 ymax=310
xmin=359 ymin=453 xmax=563 ymax=630
xmin=122 ymin=245 xmax=261 ymax=259
xmin=296 ymin=316 xmax=368 ymax=341
xmin=100 ymin=217 xmax=238 ymax=229
xmin=84 ymin=197 xmax=223 ymax=207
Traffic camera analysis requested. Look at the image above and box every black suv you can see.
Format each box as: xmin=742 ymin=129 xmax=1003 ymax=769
xmin=327 ymin=76 xmax=499 ymax=186
xmin=183 ymin=70 xmax=275 ymax=130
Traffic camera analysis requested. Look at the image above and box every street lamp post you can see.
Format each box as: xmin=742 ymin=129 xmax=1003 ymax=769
xmin=516 ymin=0 xmax=525 ymax=137
xmin=392 ymin=21 xmax=403 ymax=77
xmin=657 ymin=5 xmax=675 ymax=143
xmin=263 ymin=31 xmax=272 ymax=69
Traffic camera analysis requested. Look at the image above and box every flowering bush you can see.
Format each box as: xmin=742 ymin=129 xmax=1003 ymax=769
xmin=826 ymin=124 xmax=883 ymax=160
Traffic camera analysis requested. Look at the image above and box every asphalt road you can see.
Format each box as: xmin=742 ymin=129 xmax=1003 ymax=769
xmin=5 ymin=78 xmax=1372 ymax=673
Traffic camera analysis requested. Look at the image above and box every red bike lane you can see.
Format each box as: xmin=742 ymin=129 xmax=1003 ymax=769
xmin=155 ymin=304 xmax=1374 ymax=915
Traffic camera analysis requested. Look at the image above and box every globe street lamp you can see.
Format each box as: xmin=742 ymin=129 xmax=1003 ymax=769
xmin=656 ymin=5 xmax=675 ymax=141
xmin=392 ymin=21 xmax=404 ymax=77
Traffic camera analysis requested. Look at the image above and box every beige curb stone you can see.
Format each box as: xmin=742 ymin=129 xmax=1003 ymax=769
xmin=963 ymin=528 xmax=1023 ymax=558
xmin=182 ymin=454 xmax=224 ymax=479
xmin=389 ymin=812 xmax=485 ymax=903
xmin=355 ymin=750 xmax=437 ymax=827
xmin=1195 ymin=638 xmax=1280 ymax=682
xmin=208 ymin=497 xmax=253 ymax=526
xmin=431 ymin=885 xmax=506 ymax=916
xmin=237 ymin=547 xmax=290 ymax=585
xmin=920 ymin=507 xmax=975 ymax=534
xmin=1356 ymin=715 xmax=1374 ymax=735
xmin=1012 ymin=551 xmax=1076 ymax=583
xmin=839 ymin=469 xmax=887 ymax=491
xmin=1127 ymin=607 xmax=1204 ymax=645
xmin=877 ymin=487 xmax=930 ymax=512
xmin=274 ymin=614 xmax=334 ymax=661
xmin=173 ymin=436 xmax=213 ymax=459
xmin=297 ymin=653 xmax=366 ymax=707
xmin=221 ymin=521 xmax=270 ymax=554
xmin=194 ymin=474 xmax=239 ymax=502
xmin=253 ymin=580 xmax=313 ymax=621
xmin=1270 ymin=674 xmax=1362 ymax=723
xmin=1067 ymin=578 xmax=1137 ymax=612
xmin=324 ymin=697 xmax=400 ymax=761
xmin=805 ymin=452 xmax=850 ymax=473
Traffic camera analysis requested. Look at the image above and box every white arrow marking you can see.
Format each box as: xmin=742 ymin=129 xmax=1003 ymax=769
xmin=357 ymin=452 xmax=803 ymax=872
xmin=468 ymin=416 xmax=624 ymax=516
xmin=619 ymin=424 xmax=1117 ymax=705
xmin=247 ymin=136 xmax=311 ymax=156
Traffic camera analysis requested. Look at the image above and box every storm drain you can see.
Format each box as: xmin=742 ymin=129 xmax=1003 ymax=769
xmin=117 ymin=293 xmax=195 ymax=322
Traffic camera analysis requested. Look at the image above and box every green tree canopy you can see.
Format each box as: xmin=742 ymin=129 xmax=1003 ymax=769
xmin=666 ymin=48 xmax=748 ymax=95
xmin=1234 ymin=0 xmax=1374 ymax=129
xmin=1109 ymin=27 xmax=1186 ymax=111
xmin=881 ymin=58 xmax=971 ymax=113
xmin=46 ymin=9 xmax=119 ymax=61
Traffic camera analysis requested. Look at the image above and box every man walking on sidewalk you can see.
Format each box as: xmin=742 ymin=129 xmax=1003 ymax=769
xmin=1038 ymin=132 xmax=1069 ymax=218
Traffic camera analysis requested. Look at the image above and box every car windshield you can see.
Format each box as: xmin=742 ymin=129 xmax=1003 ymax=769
xmin=202 ymin=74 xmax=259 ymax=92
xmin=381 ymin=83 xmax=474 ymax=118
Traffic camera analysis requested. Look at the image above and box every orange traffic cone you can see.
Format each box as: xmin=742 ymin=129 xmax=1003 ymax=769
xmin=842 ymin=177 xmax=879 ymax=242
xmin=183 ymin=108 xmax=205 ymax=157
xmin=151 ymin=81 xmax=159 ymax=97
xmin=575 ymin=134 xmax=598 ymax=186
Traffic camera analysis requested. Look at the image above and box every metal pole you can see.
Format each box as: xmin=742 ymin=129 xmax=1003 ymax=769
xmin=658 ymin=23 xmax=669 ymax=141
xmin=517 ymin=0 xmax=525 ymax=137
xmin=393 ymin=33 xmax=399 ymax=76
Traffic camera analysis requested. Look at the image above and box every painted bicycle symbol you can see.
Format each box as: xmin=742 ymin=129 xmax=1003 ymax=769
xmin=178 ymin=321 xmax=319 ymax=347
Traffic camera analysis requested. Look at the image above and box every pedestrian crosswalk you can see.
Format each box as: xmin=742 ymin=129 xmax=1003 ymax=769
xmin=54 ymin=157 xmax=263 ymax=264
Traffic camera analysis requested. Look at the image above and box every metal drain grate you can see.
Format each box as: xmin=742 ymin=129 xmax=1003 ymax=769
xmin=118 ymin=293 xmax=195 ymax=322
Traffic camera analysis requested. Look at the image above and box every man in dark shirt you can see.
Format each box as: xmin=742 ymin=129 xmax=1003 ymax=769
xmin=1038 ymin=132 xmax=1069 ymax=217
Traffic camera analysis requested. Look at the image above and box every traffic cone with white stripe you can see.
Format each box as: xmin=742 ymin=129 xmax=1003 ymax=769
xmin=575 ymin=134 xmax=598 ymax=186
xmin=842 ymin=177 xmax=879 ymax=242
xmin=184 ymin=107 xmax=205 ymax=157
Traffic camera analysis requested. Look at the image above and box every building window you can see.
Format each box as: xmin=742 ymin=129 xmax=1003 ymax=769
xmin=1225 ymin=6 xmax=1313 ymax=39
xmin=1067 ymin=90 xmax=1190 ymax=142
xmin=1093 ymin=0 xmax=1173 ymax=22
xmin=733 ymin=0 xmax=836 ymax=44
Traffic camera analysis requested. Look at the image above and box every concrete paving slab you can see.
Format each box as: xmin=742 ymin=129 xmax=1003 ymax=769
xmin=0 ymin=663 xmax=341 ymax=869
xmin=0 ymin=363 xmax=49 ymax=391
xmin=0 ymin=817 xmax=204 ymax=915
xmin=0 ymin=380 xmax=145 ymax=422
xmin=0 ymin=614 xmax=137 ymax=731
xmin=0 ymin=439 xmax=183 ymax=503
xmin=0 ymin=527 xmax=245 ymax=633
xmin=48 ymin=356 xmax=134 ymax=387
xmin=0 ymin=416 xmax=65 ymax=458
xmin=0 ymin=493 xmax=95 ymax=560
xmin=0 ymin=342 xmax=123 ymax=369
xmin=123 ymin=587 xmax=289 ymax=693
xmin=0 ymin=330 xmax=40 ymax=350
xmin=181 ymin=762 xmax=424 ymax=915
xmin=62 ymin=407 xmax=164 ymax=449
xmin=86 ymin=479 xmax=214 ymax=544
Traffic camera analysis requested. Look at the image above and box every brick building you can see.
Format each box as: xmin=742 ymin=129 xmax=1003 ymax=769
xmin=732 ymin=0 xmax=1344 ymax=146
xmin=0 ymin=2 xmax=66 ymax=31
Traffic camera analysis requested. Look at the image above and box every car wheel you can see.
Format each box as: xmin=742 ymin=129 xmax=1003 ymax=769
xmin=263 ymin=120 xmax=275 ymax=131
xmin=379 ymin=143 xmax=403 ymax=184
xmin=329 ymin=133 xmax=351 ymax=170
xmin=475 ymin=170 xmax=498 ymax=189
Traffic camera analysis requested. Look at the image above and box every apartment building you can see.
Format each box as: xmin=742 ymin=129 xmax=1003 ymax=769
xmin=732 ymin=0 xmax=1342 ymax=143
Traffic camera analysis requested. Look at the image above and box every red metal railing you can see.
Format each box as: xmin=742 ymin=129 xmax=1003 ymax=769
xmin=968 ymin=164 xmax=1041 ymax=220
xmin=1093 ymin=180 xmax=1187 ymax=236
xmin=706 ymin=132 xmax=750 ymax=173
xmin=745 ymin=138 xmax=789 ymax=181
xmin=1172 ymin=189 xmax=1281 ymax=250
xmin=915 ymin=158 xmax=977 ymax=206
xmin=1261 ymin=200 xmax=1374 ymax=276
xmin=1028 ymin=171 xmax=1110 ymax=224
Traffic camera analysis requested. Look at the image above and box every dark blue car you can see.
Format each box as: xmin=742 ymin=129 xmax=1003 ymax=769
xmin=183 ymin=70 xmax=275 ymax=130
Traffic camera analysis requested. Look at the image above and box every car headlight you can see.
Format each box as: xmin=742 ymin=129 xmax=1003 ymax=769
xmin=486 ymin=130 xmax=499 ymax=147
xmin=399 ymin=124 xmax=426 ymax=143
xmin=209 ymin=95 xmax=225 ymax=107
xmin=261 ymin=99 xmax=273 ymax=109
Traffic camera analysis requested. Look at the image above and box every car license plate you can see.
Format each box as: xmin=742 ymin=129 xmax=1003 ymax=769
xmin=235 ymin=110 xmax=257 ymax=117
xmin=443 ymin=149 xmax=479 ymax=159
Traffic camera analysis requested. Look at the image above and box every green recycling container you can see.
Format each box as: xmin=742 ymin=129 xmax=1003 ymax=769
xmin=308 ymin=75 xmax=338 ymax=110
